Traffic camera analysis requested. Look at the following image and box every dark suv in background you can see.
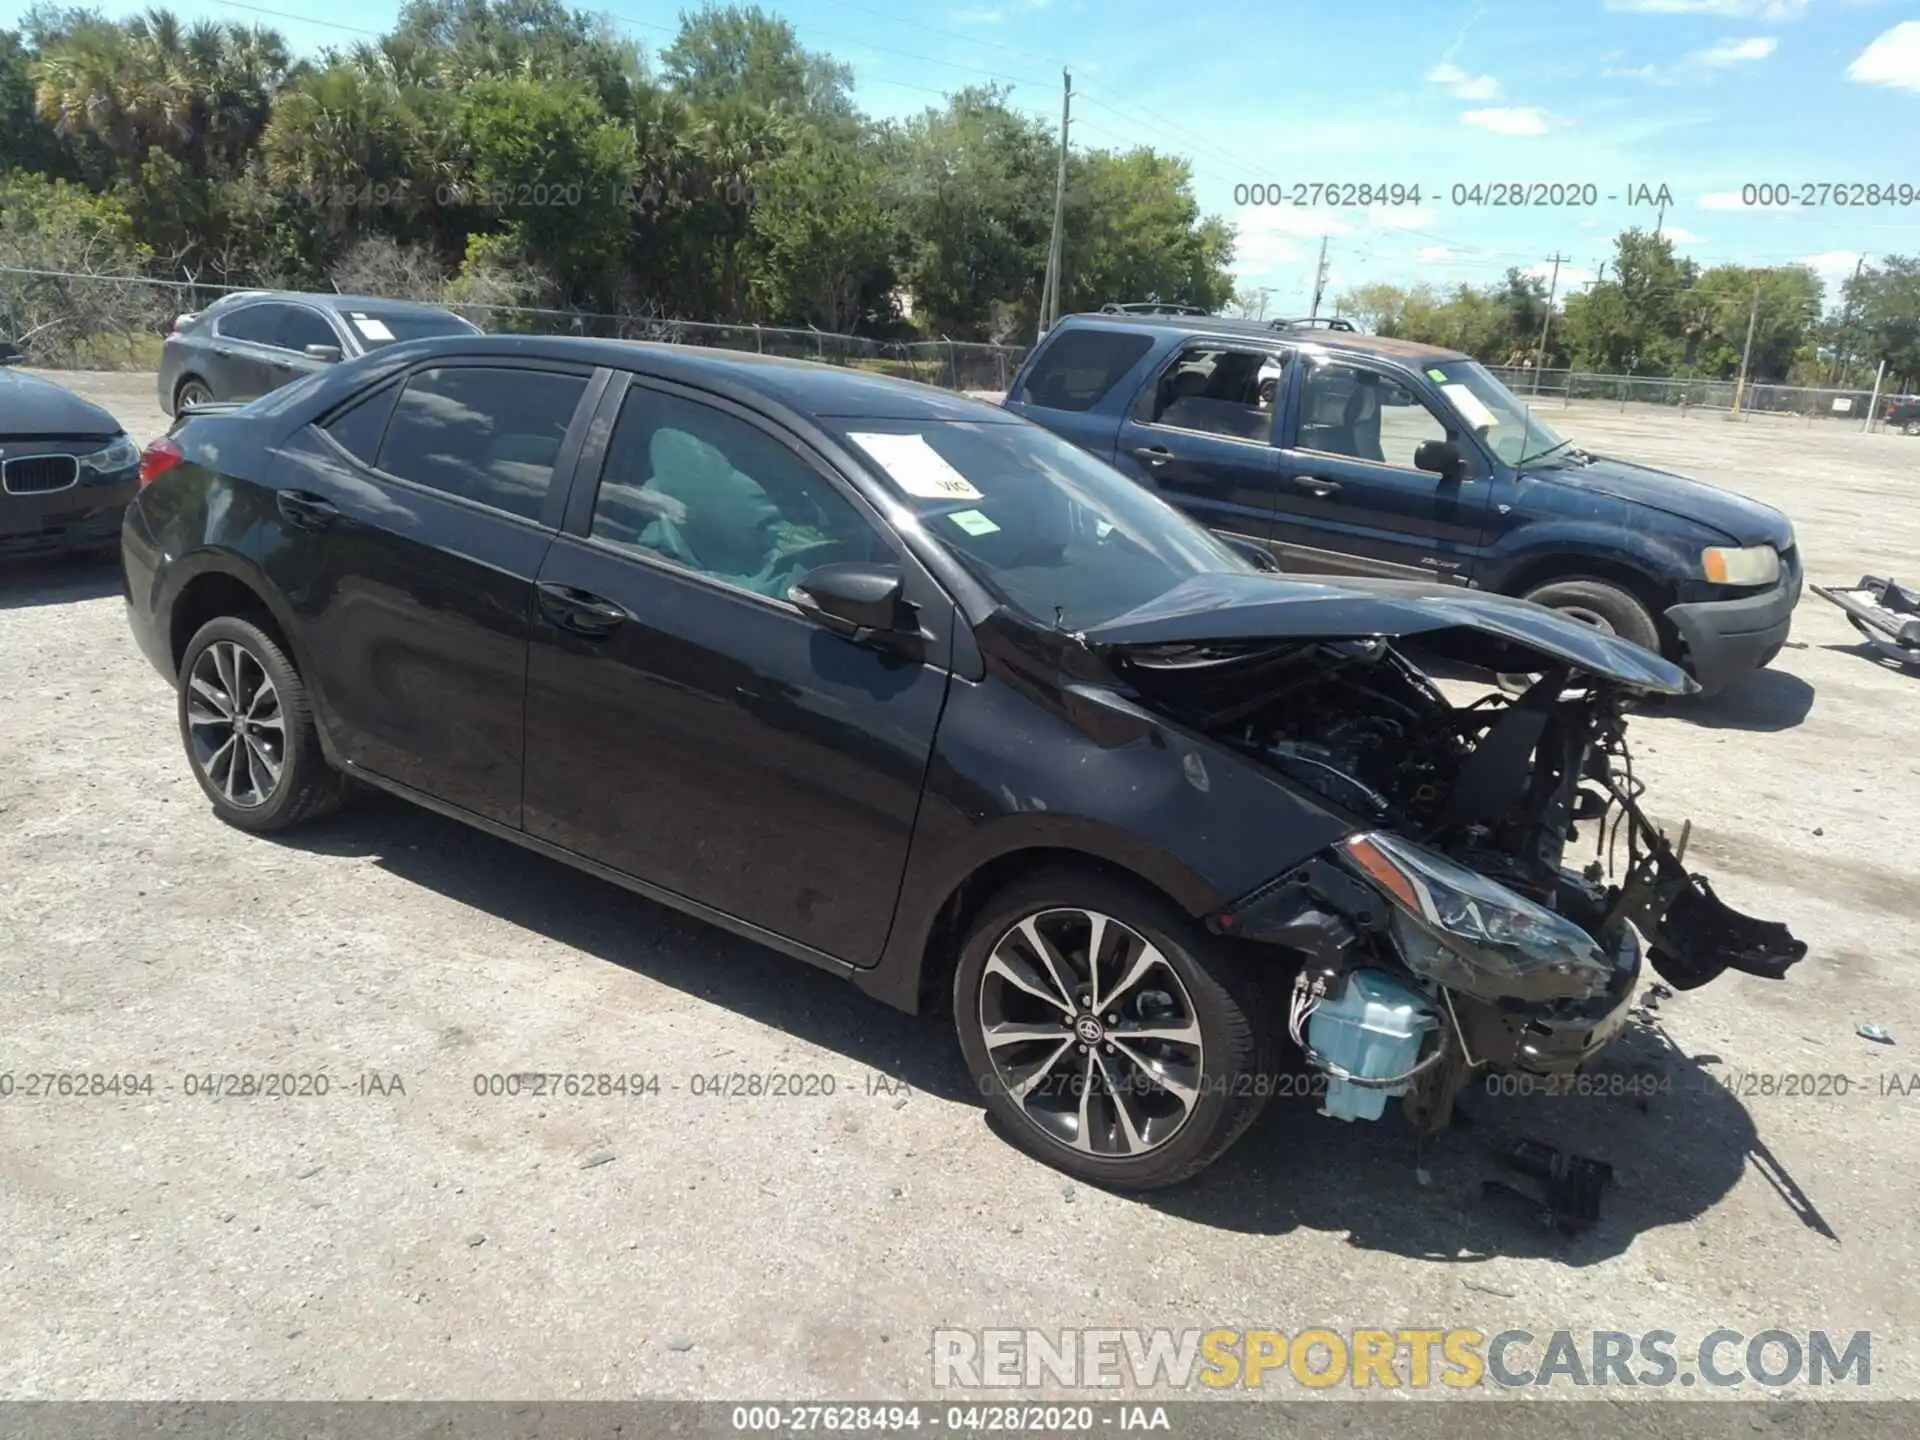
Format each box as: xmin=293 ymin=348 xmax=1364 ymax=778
xmin=159 ymin=291 xmax=481 ymax=416
xmin=1005 ymin=313 xmax=1802 ymax=695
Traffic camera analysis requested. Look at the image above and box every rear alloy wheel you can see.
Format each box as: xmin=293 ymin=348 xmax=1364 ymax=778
xmin=954 ymin=872 xmax=1275 ymax=1190
xmin=175 ymin=377 xmax=213 ymax=411
xmin=178 ymin=615 xmax=346 ymax=832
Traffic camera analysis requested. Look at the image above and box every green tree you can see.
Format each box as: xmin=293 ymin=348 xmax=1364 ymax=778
xmin=1057 ymin=148 xmax=1233 ymax=318
xmin=663 ymin=4 xmax=851 ymax=123
xmin=746 ymin=125 xmax=896 ymax=331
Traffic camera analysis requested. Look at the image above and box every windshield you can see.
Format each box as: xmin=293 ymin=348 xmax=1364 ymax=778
xmin=1429 ymin=359 xmax=1571 ymax=467
xmin=833 ymin=418 xmax=1254 ymax=629
xmin=343 ymin=309 xmax=480 ymax=349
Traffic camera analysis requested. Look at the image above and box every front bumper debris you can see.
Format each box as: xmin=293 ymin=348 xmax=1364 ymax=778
xmin=1812 ymin=574 xmax=1920 ymax=669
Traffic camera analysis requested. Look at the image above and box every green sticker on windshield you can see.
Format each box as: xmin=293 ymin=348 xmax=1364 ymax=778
xmin=949 ymin=509 xmax=1000 ymax=537
xmin=1426 ymin=367 xmax=1448 ymax=383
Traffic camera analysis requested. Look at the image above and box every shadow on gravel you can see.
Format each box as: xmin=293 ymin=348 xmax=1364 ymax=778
xmin=1150 ymin=1017 xmax=1832 ymax=1265
xmin=0 ymin=552 xmax=121 ymax=610
xmin=1641 ymin=666 xmax=1815 ymax=732
xmin=271 ymin=791 xmax=1823 ymax=1267
xmin=1821 ymin=640 xmax=1920 ymax=678
xmin=268 ymin=789 xmax=980 ymax=1105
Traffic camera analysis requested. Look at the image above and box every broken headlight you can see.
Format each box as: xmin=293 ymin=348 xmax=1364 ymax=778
xmin=1340 ymin=831 xmax=1613 ymax=1004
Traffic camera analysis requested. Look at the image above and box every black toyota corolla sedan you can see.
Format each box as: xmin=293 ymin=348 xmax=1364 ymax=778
xmin=122 ymin=335 xmax=1804 ymax=1189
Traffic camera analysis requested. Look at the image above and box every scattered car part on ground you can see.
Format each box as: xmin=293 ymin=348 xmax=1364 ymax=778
xmin=1812 ymin=575 xmax=1920 ymax=670
xmin=124 ymin=333 xmax=1804 ymax=1190
xmin=1480 ymin=1138 xmax=1615 ymax=1236
xmin=1004 ymin=311 xmax=1804 ymax=696
xmin=0 ymin=353 xmax=141 ymax=559
xmin=158 ymin=290 xmax=482 ymax=416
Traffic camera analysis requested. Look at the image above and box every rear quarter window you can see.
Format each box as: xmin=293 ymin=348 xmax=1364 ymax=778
xmin=1016 ymin=329 xmax=1154 ymax=412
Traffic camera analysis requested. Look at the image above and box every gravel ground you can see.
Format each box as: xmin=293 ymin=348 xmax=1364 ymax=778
xmin=1 ymin=375 xmax=1916 ymax=1404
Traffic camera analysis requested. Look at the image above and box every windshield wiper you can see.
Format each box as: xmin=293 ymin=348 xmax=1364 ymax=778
xmin=1518 ymin=437 xmax=1577 ymax=467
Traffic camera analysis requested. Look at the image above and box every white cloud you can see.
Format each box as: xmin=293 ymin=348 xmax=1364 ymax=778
xmin=1659 ymin=225 xmax=1706 ymax=244
xmin=1602 ymin=64 xmax=1658 ymax=79
xmin=1416 ymin=244 xmax=1454 ymax=263
xmin=1801 ymin=250 xmax=1866 ymax=290
xmin=1524 ymin=261 xmax=1597 ymax=289
xmin=1849 ymin=22 xmax=1920 ymax=91
xmin=1461 ymin=106 xmax=1553 ymax=135
xmin=1369 ymin=206 xmax=1440 ymax=232
xmin=1604 ymin=0 xmax=1807 ymax=17
xmin=1698 ymin=191 xmax=1746 ymax=210
xmin=1427 ymin=61 xmax=1502 ymax=100
xmin=950 ymin=6 xmax=1004 ymax=21
xmin=1234 ymin=207 xmax=1355 ymax=238
xmin=1692 ymin=36 xmax=1777 ymax=66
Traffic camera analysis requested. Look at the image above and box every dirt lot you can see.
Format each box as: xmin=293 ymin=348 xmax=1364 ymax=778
xmin=2 ymin=375 xmax=1917 ymax=1404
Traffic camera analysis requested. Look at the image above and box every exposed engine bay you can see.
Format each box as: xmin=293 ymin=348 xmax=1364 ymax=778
xmin=1110 ymin=634 xmax=1807 ymax=1132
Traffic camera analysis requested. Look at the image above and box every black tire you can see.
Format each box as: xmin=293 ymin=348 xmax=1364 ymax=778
xmin=177 ymin=614 xmax=347 ymax=832
xmin=1903 ymin=420 xmax=1920 ymax=437
xmin=174 ymin=375 xmax=213 ymax=411
xmin=1518 ymin=576 xmax=1663 ymax=654
xmin=953 ymin=868 xmax=1276 ymax=1191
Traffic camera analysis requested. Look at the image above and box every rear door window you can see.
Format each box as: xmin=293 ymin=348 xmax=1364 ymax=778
xmin=1015 ymin=329 xmax=1153 ymax=412
xmin=216 ymin=303 xmax=291 ymax=347
xmin=374 ymin=366 xmax=589 ymax=522
xmin=1139 ymin=345 xmax=1280 ymax=442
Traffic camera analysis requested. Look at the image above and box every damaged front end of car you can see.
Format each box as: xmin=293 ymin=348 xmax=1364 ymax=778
xmin=1082 ymin=576 xmax=1806 ymax=1133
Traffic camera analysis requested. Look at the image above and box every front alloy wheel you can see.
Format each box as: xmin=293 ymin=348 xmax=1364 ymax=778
xmin=954 ymin=871 xmax=1276 ymax=1190
xmin=979 ymin=908 xmax=1204 ymax=1159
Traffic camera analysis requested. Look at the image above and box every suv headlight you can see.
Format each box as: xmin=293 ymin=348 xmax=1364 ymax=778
xmin=1701 ymin=543 xmax=1780 ymax=587
xmin=78 ymin=433 xmax=141 ymax=482
xmin=1340 ymin=831 xmax=1613 ymax=1003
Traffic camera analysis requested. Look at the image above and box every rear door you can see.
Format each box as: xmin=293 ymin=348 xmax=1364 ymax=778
xmin=209 ymin=302 xmax=293 ymax=400
xmin=1001 ymin=325 xmax=1157 ymax=463
xmin=1270 ymin=355 xmax=1491 ymax=583
xmin=1110 ymin=341 xmax=1287 ymax=551
xmin=269 ymin=304 xmax=350 ymax=391
xmin=268 ymin=358 xmax=598 ymax=824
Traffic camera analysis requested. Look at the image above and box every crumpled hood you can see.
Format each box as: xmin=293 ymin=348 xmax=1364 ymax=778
xmin=1081 ymin=572 xmax=1699 ymax=696
xmin=1536 ymin=453 xmax=1793 ymax=549
xmin=0 ymin=367 xmax=123 ymax=439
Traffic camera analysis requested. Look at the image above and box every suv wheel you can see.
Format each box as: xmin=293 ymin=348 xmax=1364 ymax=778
xmin=175 ymin=376 xmax=213 ymax=410
xmin=178 ymin=615 xmax=346 ymax=832
xmin=953 ymin=870 xmax=1275 ymax=1190
xmin=1498 ymin=576 xmax=1665 ymax=693
xmin=1903 ymin=420 xmax=1920 ymax=436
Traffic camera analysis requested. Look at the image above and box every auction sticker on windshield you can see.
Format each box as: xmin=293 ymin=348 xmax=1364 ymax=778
xmin=848 ymin=432 xmax=984 ymax=502
xmin=948 ymin=509 xmax=1001 ymax=536
xmin=349 ymin=313 xmax=395 ymax=342
xmin=1441 ymin=382 xmax=1497 ymax=432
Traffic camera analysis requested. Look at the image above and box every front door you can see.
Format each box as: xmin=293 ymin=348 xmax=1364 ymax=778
xmin=521 ymin=376 xmax=951 ymax=965
xmin=1271 ymin=357 xmax=1492 ymax=583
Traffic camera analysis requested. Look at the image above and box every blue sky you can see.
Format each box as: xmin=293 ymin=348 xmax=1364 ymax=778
xmin=16 ymin=0 xmax=1920 ymax=314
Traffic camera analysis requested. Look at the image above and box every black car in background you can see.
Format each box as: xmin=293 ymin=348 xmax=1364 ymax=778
xmin=158 ymin=291 xmax=481 ymax=416
xmin=0 ymin=341 xmax=141 ymax=559
xmin=1883 ymin=395 xmax=1920 ymax=434
xmin=1006 ymin=313 xmax=1802 ymax=695
xmin=123 ymin=335 xmax=1801 ymax=1189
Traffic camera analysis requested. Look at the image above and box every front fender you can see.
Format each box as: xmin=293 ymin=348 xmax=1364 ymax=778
xmin=1479 ymin=506 xmax=1714 ymax=596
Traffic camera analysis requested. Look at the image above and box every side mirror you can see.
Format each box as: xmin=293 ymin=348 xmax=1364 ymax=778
xmin=790 ymin=562 xmax=920 ymax=648
xmin=305 ymin=344 xmax=343 ymax=363
xmin=1414 ymin=439 xmax=1466 ymax=479
xmin=1221 ymin=535 xmax=1282 ymax=573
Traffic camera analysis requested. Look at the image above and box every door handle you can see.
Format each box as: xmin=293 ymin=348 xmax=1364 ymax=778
xmin=536 ymin=581 xmax=629 ymax=636
xmin=1133 ymin=446 xmax=1174 ymax=466
xmin=1292 ymin=475 xmax=1341 ymax=497
xmin=276 ymin=490 xmax=339 ymax=531
xmin=272 ymin=359 xmax=294 ymax=371
xmin=212 ymin=347 xmax=235 ymax=359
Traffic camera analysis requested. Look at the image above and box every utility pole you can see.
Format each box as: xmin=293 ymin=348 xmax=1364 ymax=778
xmin=1038 ymin=68 xmax=1072 ymax=338
xmin=1532 ymin=252 xmax=1567 ymax=397
xmin=1732 ymin=279 xmax=1761 ymax=419
xmin=1308 ymin=236 xmax=1330 ymax=320
xmin=1830 ymin=253 xmax=1866 ymax=386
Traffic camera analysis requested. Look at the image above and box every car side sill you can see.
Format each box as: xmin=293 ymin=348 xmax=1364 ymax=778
xmin=343 ymin=766 xmax=862 ymax=984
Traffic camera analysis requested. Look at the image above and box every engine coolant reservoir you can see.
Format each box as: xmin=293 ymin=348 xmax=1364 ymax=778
xmin=1307 ymin=969 xmax=1441 ymax=1122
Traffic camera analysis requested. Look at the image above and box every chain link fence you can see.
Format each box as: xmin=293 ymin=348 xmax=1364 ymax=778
xmin=0 ymin=267 xmax=1027 ymax=394
xmin=1488 ymin=365 xmax=1900 ymax=426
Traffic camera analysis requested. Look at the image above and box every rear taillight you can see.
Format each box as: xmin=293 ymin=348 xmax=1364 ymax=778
xmin=171 ymin=312 xmax=197 ymax=333
xmin=139 ymin=438 xmax=185 ymax=486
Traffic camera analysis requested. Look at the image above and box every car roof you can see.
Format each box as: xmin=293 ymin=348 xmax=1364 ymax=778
xmin=353 ymin=334 xmax=1013 ymax=422
xmin=206 ymin=290 xmax=465 ymax=318
xmin=1052 ymin=310 xmax=1470 ymax=365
